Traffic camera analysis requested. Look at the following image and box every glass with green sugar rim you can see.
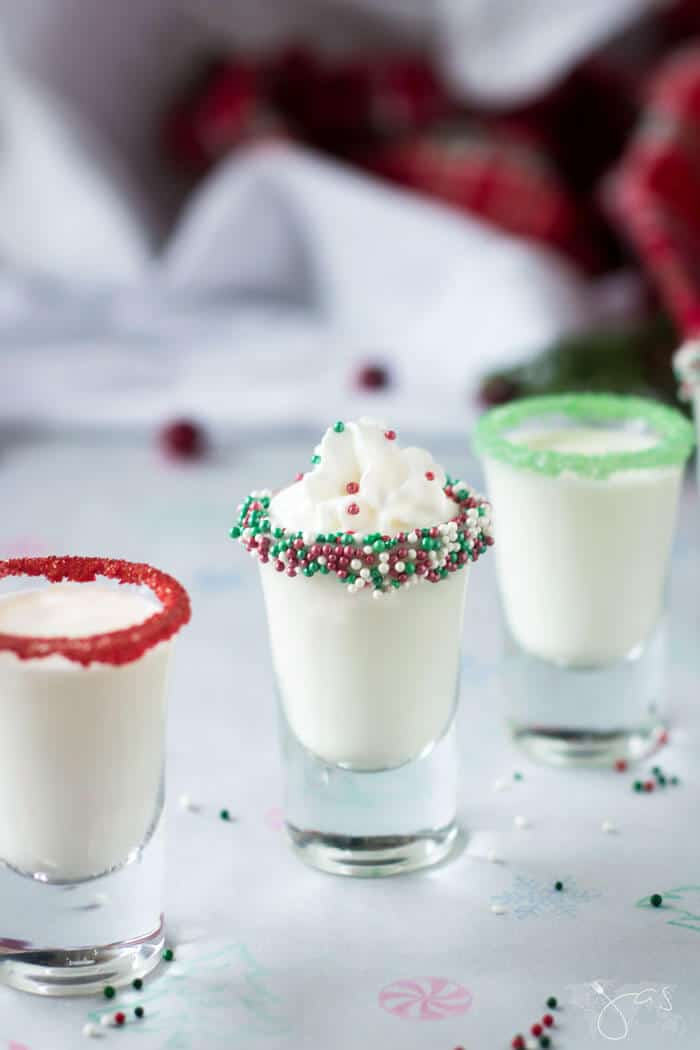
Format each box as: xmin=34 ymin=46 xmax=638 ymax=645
xmin=473 ymin=393 xmax=695 ymax=766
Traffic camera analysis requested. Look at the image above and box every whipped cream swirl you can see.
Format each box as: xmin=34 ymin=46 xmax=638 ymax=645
xmin=271 ymin=419 xmax=454 ymax=535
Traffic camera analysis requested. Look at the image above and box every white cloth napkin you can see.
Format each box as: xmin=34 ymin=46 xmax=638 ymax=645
xmin=0 ymin=15 xmax=644 ymax=433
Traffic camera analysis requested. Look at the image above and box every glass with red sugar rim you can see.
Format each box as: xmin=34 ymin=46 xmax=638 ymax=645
xmin=0 ymin=556 xmax=191 ymax=666
xmin=0 ymin=555 xmax=191 ymax=996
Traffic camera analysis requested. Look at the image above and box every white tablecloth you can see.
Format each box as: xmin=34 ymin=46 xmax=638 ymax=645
xmin=0 ymin=427 xmax=698 ymax=1049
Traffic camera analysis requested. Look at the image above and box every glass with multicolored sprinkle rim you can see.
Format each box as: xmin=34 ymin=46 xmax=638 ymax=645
xmin=230 ymin=419 xmax=493 ymax=876
xmin=0 ymin=557 xmax=190 ymax=995
xmin=473 ymin=393 xmax=694 ymax=765
xmin=674 ymin=341 xmax=700 ymax=485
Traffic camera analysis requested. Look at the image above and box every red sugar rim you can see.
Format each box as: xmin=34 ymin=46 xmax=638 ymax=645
xmin=0 ymin=557 xmax=191 ymax=666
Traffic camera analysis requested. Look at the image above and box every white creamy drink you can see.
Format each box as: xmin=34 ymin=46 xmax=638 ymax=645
xmin=233 ymin=420 xmax=493 ymax=771
xmin=478 ymin=409 xmax=688 ymax=669
xmin=0 ymin=583 xmax=169 ymax=881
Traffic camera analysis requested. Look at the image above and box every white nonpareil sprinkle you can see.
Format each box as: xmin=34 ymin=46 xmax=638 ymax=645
xmin=99 ymin=1014 xmax=113 ymax=1027
xmin=82 ymin=1022 xmax=101 ymax=1038
xmin=526 ymin=1040 xmax=538 ymax=1050
xmin=178 ymin=794 xmax=195 ymax=811
xmin=350 ymin=559 xmax=362 ymax=571
xmin=602 ymin=820 xmax=617 ymax=834
xmin=372 ymin=591 xmax=382 ymax=600
xmin=486 ymin=849 xmax=499 ymax=863
xmin=513 ymin=815 xmax=530 ymax=829
xmin=493 ymin=778 xmax=510 ymax=792
xmin=490 ymin=903 xmax=508 ymax=915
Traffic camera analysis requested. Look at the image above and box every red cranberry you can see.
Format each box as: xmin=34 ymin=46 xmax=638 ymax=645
xmin=160 ymin=419 xmax=206 ymax=460
xmin=356 ymin=363 xmax=390 ymax=390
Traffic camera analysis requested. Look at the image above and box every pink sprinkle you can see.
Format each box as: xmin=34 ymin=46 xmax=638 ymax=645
xmin=295 ymin=472 xmax=304 ymax=482
xmin=275 ymin=561 xmax=284 ymax=572
xmin=346 ymin=481 xmax=359 ymax=494
xmin=384 ymin=429 xmax=397 ymax=440
xmin=425 ymin=471 xmax=435 ymax=481
xmin=294 ymin=539 xmax=304 ymax=549
xmin=286 ymin=569 xmax=297 ymax=578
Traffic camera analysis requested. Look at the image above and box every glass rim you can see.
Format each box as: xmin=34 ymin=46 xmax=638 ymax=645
xmin=0 ymin=556 xmax=191 ymax=666
xmin=229 ymin=482 xmax=494 ymax=596
xmin=472 ymin=393 xmax=695 ymax=481
xmin=674 ymin=341 xmax=700 ymax=399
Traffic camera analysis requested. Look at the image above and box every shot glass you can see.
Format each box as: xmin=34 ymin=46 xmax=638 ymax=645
xmin=473 ymin=394 xmax=694 ymax=765
xmin=231 ymin=481 xmax=493 ymax=877
xmin=674 ymin=341 xmax=700 ymax=484
xmin=0 ymin=556 xmax=190 ymax=995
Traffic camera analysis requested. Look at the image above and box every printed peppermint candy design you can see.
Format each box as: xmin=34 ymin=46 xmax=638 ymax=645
xmin=229 ymin=481 xmax=493 ymax=598
xmin=378 ymin=977 xmax=472 ymax=1020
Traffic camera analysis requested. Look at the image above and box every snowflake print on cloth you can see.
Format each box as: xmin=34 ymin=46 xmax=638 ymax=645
xmin=378 ymin=977 xmax=472 ymax=1020
xmin=492 ymin=874 xmax=600 ymax=919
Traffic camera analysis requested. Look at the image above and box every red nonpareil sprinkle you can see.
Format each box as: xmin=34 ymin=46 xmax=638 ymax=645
xmin=658 ymin=729 xmax=669 ymax=745
xmin=542 ymin=1014 xmax=554 ymax=1027
xmin=425 ymin=471 xmax=435 ymax=480
xmin=0 ymin=557 xmax=190 ymax=667
xmin=644 ymin=780 xmax=655 ymax=792
xmin=384 ymin=429 xmax=397 ymax=440
xmin=512 ymin=1037 xmax=525 ymax=1050
xmin=346 ymin=503 xmax=360 ymax=515
xmin=114 ymin=1012 xmax=126 ymax=1026
xmin=614 ymin=759 xmax=628 ymax=772
xmin=295 ymin=472 xmax=304 ymax=482
xmin=346 ymin=481 xmax=359 ymax=494
xmin=531 ymin=1023 xmax=543 ymax=1036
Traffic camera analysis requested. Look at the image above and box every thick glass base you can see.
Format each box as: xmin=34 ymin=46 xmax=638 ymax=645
xmin=510 ymin=723 xmax=665 ymax=767
xmin=288 ymin=822 xmax=458 ymax=877
xmin=281 ymin=715 xmax=459 ymax=878
xmin=0 ymin=820 xmax=165 ymax=996
xmin=505 ymin=623 xmax=666 ymax=767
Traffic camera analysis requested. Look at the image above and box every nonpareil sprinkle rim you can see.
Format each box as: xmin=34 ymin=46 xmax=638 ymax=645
xmin=229 ymin=481 xmax=493 ymax=596
xmin=0 ymin=556 xmax=191 ymax=666
xmin=472 ymin=393 xmax=695 ymax=481
xmin=674 ymin=341 xmax=700 ymax=399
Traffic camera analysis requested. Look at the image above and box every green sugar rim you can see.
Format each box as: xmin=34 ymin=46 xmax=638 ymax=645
xmin=472 ymin=393 xmax=695 ymax=480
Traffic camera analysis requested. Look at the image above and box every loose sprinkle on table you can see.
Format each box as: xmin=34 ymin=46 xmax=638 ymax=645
xmin=542 ymin=1013 xmax=554 ymax=1027
xmin=511 ymin=1036 xmax=525 ymax=1049
xmin=651 ymin=893 xmax=663 ymax=908
xmin=514 ymin=815 xmax=530 ymax=829
xmin=601 ymin=820 xmax=616 ymax=834
xmin=486 ymin=849 xmax=499 ymax=863
xmin=219 ymin=809 xmax=231 ymax=821
xmin=82 ymin=1022 xmax=100 ymax=1038
xmin=546 ymin=996 xmax=558 ymax=1009
xmin=531 ymin=1023 xmax=543 ymax=1036
xmin=554 ymin=881 xmax=563 ymax=892
xmin=493 ymin=778 xmax=510 ymax=792
xmin=103 ymin=985 xmax=115 ymax=999
xmin=132 ymin=977 xmax=143 ymax=990
xmin=633 ymin=780 xmax=644 ymax=792
xmin=539 ymin=1036 xmax=551 ymax=1048
xmin=114 ymin=1013 xmax=126 ymax=1026
xmin=644 ymin=780 xmax=655 ymax=792
xmin=100 ymin=1014 xmax=113 ymax=1027
xmin=162 ymin=948 xmax=175 ymax=962
xmin=513 ymin=771 xmax=524 ymax=781
xmin=491 ymin=903 xmax=508 ymax=915
xmin=134 ymin=1006 xmax=144 ymax=1019
xmin=614 ymin=758 xmax=628 ymax=772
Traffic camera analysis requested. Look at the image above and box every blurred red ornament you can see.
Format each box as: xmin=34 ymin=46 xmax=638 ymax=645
xmin=160 ymin=420 xmax=207 ymax=460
